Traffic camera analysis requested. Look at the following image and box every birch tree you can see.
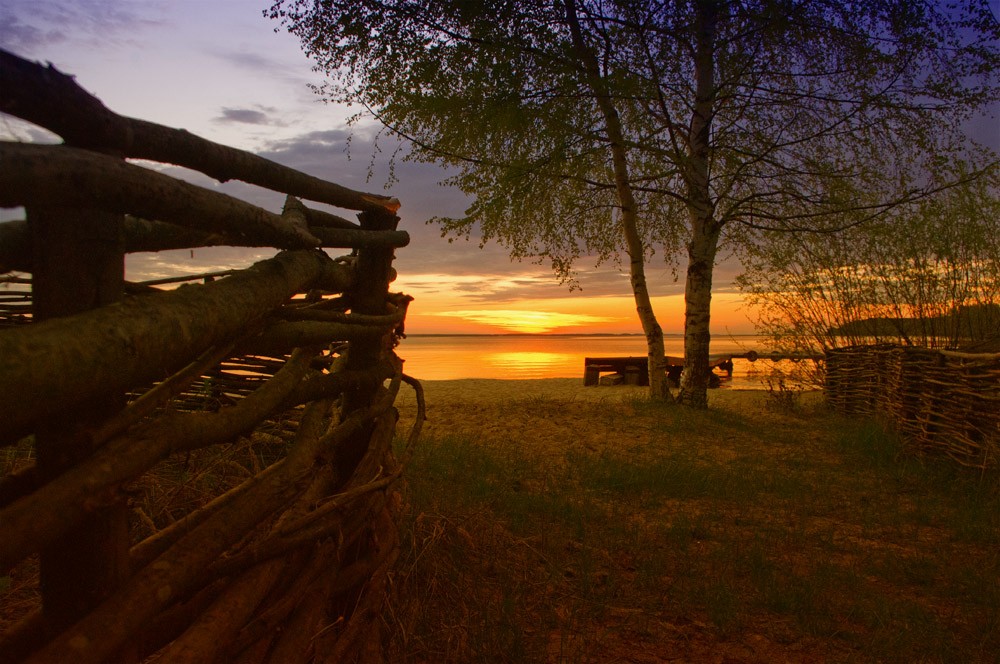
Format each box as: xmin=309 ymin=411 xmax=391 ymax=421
xmin=270 ymin=0 xmax=999 ymax=406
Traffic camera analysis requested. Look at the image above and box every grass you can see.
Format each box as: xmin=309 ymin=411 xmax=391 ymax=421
xmin=385 ymin=394 xmax=1000 ymax=663
xmin=3 ymin=391 xmax=996 ymax=662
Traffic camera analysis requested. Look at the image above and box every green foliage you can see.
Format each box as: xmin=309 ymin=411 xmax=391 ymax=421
xmin=270 ymin=0 xmax=999 ymax=264
xmin=270 ymin=0 xmax=1000 ymax=402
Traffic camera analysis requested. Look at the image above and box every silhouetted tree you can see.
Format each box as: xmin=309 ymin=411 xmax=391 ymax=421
xmin=271 ymin=0 xmax=1000 ymax=406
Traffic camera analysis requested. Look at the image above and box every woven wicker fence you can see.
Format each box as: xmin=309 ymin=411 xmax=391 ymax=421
xmin=825 ymin=344 xmax=1000 ymax=471
xmin=0 ymin=50 xmax=422 ymax=663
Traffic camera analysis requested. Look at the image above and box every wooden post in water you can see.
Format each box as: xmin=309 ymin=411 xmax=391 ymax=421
xmin=28 ymin=205 xmax=131 ymax=633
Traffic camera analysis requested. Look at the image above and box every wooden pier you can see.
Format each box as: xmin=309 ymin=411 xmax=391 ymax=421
xmin=583 ymin=351 xmax=757 ymax=387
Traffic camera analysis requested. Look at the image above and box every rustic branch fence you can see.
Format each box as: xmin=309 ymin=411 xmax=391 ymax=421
xmin=0 ymin=49 xmax=422 ymax=663
xmin=825 ymin=344 xmax=1000 ymax=471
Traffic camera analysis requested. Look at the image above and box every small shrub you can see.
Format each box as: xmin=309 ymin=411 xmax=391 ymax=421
xmin=762 ymin=371 xmax=805 ymax=413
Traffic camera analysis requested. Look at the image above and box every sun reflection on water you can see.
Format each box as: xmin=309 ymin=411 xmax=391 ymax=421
xmin=397 ymin=334 xmax=773 ymax=387
xmin=485 ymin=352 xmax=572 ymax=378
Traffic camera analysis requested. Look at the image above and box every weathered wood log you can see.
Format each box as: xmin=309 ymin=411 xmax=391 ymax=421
xmin=240 ymin=319 xmax=398 ymax=357
xmin=1 ymin=142 xmax=322 ymax=249
xmin=22 ymin=391 xmax=394 ymax=664
xmin=153 ymin=558 xmax=286 ymax=664
xmin=29 ymin=203 xmax=133 ymax=635
xmin=0 ymin=348 xmax=316 ymax=572
xmin=119 ymin=216 xmax=230 ymax=253
xmin=3 ymin=216 xmax=407 ymax=274
xmin=337 ymin=208 xmax=401 ymax=486
xmin=122 ymin=207 xmax=410 ymax=252
xmin=311 ymin=225 xmax=410 ymax=249
xmin=8 ymin=216 xmax=233 ymax=276
xmin=0 ymin=50 xmax=400 ymax=214
xmin=0 ymin=250 xmax=353 ymax=444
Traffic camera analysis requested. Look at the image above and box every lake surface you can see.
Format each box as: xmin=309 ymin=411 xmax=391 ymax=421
xmin=397 ymin=334 xmax=781 ymax=389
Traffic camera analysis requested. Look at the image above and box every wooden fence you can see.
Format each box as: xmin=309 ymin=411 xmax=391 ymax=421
xmin=825 ymin=344 xmax=1000 ymax=471
xmin=0 ymin=49 xmax=422 ymax=663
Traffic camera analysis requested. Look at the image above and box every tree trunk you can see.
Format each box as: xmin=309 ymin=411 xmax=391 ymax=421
xmin=677 ymin=220 xmax=720 ymax=408
xmin=677 ymin=0 xmax=720 ymax=409
xmin=564 ymin=0 xmax=673 ymax=402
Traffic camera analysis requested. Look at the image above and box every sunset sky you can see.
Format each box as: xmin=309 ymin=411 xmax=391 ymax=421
xmin=1 ymin=1 xmax=995 ymax=335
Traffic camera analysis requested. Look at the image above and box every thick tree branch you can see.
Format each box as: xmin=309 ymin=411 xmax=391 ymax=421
xmin=1 ymin=142 xmax=323 ymax=248
xmin=0 ymin=49 xmax=399 ymax=214
xmin=0 ymin=348 xmax=316 ymax=572
xmin=0 ymin=250 xmax=354 ymax=444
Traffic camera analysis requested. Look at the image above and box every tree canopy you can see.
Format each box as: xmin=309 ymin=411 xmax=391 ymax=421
xmin=270 ymin=0 xmax=1000 ymax=405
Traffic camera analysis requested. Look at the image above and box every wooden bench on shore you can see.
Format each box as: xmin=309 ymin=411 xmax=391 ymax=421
xmin=583 ymin=352 xmax=757 ymax=387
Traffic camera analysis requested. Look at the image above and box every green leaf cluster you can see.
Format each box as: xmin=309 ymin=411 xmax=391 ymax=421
xmin=268 ymin=0 xmax=1000 ymax=402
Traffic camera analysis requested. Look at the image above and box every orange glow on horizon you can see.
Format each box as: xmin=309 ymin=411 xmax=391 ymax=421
xmin=392 ymin=271 xmax=757 ymax=335
xmin=400 ymin=291 xmax=756 ymax=335
xmin=429 ymin=309 xmax=626 ymax=334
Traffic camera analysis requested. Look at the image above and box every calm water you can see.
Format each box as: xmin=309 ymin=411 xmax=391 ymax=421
xmin=397 ymin=334 xmax=776 ymax=388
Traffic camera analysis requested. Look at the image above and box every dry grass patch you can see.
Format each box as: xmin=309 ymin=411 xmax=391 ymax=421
xmin=385 ymin=388 xmax=999 ymax=663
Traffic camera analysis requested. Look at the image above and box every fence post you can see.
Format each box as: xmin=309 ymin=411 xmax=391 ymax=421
xmin=337 ymin=208 xmax=400 ymax=484
xmin=28 ymin=205 xmax=131 ymax=632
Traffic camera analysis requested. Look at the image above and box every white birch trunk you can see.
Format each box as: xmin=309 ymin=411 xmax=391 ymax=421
xmin=677 ymin=0 xmax=720 ymax=408
xmin=564 ymin=0 xmax=673 ymax=401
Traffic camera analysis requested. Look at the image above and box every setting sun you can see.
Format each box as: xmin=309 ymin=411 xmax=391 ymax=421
xmin=431 ymin=309 xmax=622 ymax=334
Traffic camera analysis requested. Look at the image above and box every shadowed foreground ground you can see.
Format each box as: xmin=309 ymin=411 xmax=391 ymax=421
xmin=2 ymin=381 xmax=995 ymax=662
xmin=386 ymin=380 xmax=999 ymax=663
